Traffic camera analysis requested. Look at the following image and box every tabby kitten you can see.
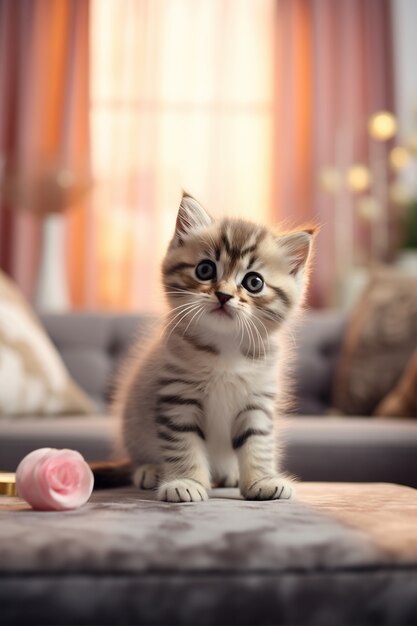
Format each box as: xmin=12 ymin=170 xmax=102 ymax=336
xmin=114 ymin=193 xmax=314 ymax=502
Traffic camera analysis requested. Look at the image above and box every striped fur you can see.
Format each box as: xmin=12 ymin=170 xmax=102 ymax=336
xmin=114 ymin=193 xmax=315 ymax=502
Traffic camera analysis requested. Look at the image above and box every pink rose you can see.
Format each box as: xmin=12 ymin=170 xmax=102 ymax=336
xmin=16 ymin=448 xmax=94 ymax=511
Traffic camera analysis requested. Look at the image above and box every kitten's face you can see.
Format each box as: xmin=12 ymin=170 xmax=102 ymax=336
xmin=162 ymin=195 xmax=313 ymax=339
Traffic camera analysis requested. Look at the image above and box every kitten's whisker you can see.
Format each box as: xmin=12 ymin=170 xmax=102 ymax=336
xmin=161 ymin=302 xmax=202 ymax=336
xmin=250 ymin=312 xmax=271 ymax=350
xmin=246 ymin=315 xmax=263 ymax=360
xmin=183 ymin=305 xmax=204 ymax=335
xmin=235 ymin=312 xmax=245 ymax=350
xmin=190 ymin=306 xmax=206 ymax=335
xmin=234 ymin=311 xmax=241 ymax=341
xmin=168 ymin=300 xmax=208 ymax=317
xmin=165 ymin=294 xmax=202 ymax=304
xmin=165 ymin=305 xmax=203 ymax=342
xmin=165 ymin=301 xmax=200 ymax=315
xmin=241 ymin=315 xmax=251 ymax=358
xmin=249 ymin=313 xmax=270 ymax=359
xmin=157 ymin=306 xmax=187 ymax=333
xmin=248 ymin=316 xmax=266 ymax=360
xmin=165 ymin=290 xmax=211 ymax=307
xmin=165 ymin=289 xmax=200 ymax=297
xmin=259 ymin=308 xmax=286 ymax=327
xmin=246 ymin=316 xmax=260 ymax=360
xmin=167 ymin=302 xmax=201 ymax=327
xmin=238 ymin=313 xmax=247 ymax=353
xmin=241 ymin=314 xmax=255 ymax=360
xmin=164 ymin=301 xmax=200 ymax=323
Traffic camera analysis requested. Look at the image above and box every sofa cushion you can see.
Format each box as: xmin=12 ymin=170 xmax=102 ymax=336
xmin=0 ymin=270 xmax=94 ymax=417
xmin=289 ymin=310 xmax=346 ymax=414
xmin=38 ymin=311 xmax=346 ymax=415
xmin=40 ymin=312 xmax=156 ymax=409
xmin=283 ymin=416 xmax=417 ymax=487
xmin=0 ymin=416 xmax=117 ymax=471
xmin=333 ymin=268 xmax=417 ymax=415
xmin=1 ymin=415 xmax=416 ymax=488
xmin=374 ymin=348 xmax=417 ymax=418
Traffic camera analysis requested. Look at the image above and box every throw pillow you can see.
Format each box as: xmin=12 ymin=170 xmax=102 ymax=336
xmin=0 ymin=269 xmax=94 ymax=416
xmin=333 ymin=267 xmax=417 ymax=415
xmin=374 ymin=349 xmax=417 ymax=418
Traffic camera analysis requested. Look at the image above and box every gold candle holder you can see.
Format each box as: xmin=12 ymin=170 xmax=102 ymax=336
xmin=0 ymin=472 xmax=17 ymax=496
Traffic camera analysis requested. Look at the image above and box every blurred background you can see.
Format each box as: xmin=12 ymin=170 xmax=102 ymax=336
xmin=1 ymin=0 xmax=417 ymax=313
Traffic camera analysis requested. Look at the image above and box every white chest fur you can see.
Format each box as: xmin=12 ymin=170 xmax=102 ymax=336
xmin=199 ymin=349 xmax=278 ymax=480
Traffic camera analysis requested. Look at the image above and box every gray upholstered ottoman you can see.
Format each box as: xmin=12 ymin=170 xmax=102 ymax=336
xmin=1 ymin=483 xmax=417 ymax=625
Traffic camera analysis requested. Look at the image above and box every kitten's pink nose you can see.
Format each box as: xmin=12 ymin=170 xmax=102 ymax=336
xmin=215 ymin=291 xmax=233 ymax=306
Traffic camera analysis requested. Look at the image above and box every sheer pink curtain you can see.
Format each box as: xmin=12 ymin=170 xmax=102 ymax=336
xmin=0 ymin=0 xmax=40 ymax=297
xmin=1 ymin=0 xmax=395 ymax=310
xmin=89 ymin=0 xmax=277 ymax=311
xmin=0 ymin=0 xmax=90 ymax=304
xmin=274 ymin=0 xmax=394 ymax=306
xmin=89 ymin=0 xmax=395 ymax=311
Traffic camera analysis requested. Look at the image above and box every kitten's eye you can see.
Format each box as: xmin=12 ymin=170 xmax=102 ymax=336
xmin=242 ymin=272 xmax=264 ymax=294
xmin=195 ymin=259 xmax=217 ymax=281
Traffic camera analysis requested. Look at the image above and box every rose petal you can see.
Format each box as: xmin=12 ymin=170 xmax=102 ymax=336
xmin=16 ymin=448 xmax=56 ymax=508
xmin=38 ymin=451 xmax=93 ymax=509
xmin=16 ymin=448 xmax=94 ymax=511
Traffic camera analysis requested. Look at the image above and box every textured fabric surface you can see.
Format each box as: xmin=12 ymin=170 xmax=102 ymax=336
xmin=0 ymin=416 xmax=118 ymax=471
xmin=333 ymin=268 xmax=417 ymax=416
xmin=375 ymin=348 xmax=417 ymax=418
xmin=0 ymin=271 xmax=94 ymax=417
xmin=2 ymin=571 xmax=416 ymax=626
xmin=289 ymin=310 xmax=346 ymax=414
xmin=0 ymin=483 xmax=416 ymax=625
xmin=282 ymin=416 xmax=417 ymax=487
xmin=39 ymin=312 xmax=156 ymax=410
xmin=39 ymin=311 xmax=346 ymax=416
xmin=1 ymin=416 xmax=417 ymax=489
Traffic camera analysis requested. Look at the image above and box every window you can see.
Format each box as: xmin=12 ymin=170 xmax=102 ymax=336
xmin=90 ymin=0 xmax=276 ymax=310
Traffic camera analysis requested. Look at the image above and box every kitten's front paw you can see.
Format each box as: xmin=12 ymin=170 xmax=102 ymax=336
xmin=132 ymin=464 xmax=159 ymax=490
xmin=158 ymin=479 xmax=208 ymax=502
xmin=242 ymin=476 xmax=293 ymax=501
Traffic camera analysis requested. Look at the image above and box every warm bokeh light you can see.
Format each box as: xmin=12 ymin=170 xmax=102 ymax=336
xmin=368 ymin=111 xmax=397 ymax=141
xmin=356 ymin=195 xmax=380 ymax=222
xmin=318 ymin=167 xmax=342 ymax=193
xmin=389 ymin=146 xmax=411 ymax=170
xmin=346 ymin=164 xmax=372 ymax=192
xmin=389 ymin=180 xmax=412 ymax=206
xmin=406 ymin=133 xmax=417 ymax=155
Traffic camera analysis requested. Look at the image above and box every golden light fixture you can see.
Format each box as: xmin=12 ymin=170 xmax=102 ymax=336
xmin=389 ymin=146 xmax=411 ymax=170
xmin=346 ymin=164 xmax=372 ymax=192
xmin=368 ymin=111 xmax=397 ymax=141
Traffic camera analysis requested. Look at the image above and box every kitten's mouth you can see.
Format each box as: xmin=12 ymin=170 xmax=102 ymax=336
xmin=211 ymin=305 xmax=233 ymax=319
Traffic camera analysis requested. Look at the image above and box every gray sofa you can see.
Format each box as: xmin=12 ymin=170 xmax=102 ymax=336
xmin=2 ymin=310 xmax=417 ymax=626
xmin=1 ymin=310 xmax=417 ymax=487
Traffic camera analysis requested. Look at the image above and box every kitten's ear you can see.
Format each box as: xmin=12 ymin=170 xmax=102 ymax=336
xmin=277 ymin=228 xmax=316 ymax=276
xmin=173 ymin=192 xmax=214 ymax=244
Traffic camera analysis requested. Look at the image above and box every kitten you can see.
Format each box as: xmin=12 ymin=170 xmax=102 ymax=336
xmin=113 ymin=193 xmax=314 ymax=502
